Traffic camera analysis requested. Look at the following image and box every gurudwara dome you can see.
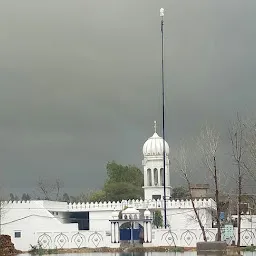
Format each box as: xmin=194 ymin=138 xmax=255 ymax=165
xmin=142 ymin=121 xmax=169 ymax=156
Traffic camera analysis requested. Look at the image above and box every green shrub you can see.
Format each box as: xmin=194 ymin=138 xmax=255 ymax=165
xmin=153 ymin=209 xmax=163 ymax=228
xmin=242 ymin=246 xmax=256 ymax=252
xmin=29 ymin=242 xmax=58 ymax=255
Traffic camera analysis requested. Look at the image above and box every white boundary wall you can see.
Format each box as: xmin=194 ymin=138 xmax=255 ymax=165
xmin=0 ymin=199 xmax=216 ymax=251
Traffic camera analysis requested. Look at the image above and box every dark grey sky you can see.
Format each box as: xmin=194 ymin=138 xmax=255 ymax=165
xmin=1 ymin=0 xmax=256 ymax=196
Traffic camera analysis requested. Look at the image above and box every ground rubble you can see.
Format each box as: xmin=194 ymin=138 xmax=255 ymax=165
xmin=0 ymin=235 xmax=22 ymax=256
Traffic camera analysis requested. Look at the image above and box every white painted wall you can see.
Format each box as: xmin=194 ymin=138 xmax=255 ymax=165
xmin=144 ymin=187 xmax=171 ymax=202
xmin=162 ymin=208 xmax=212 ymax=229
xmin=148 ymin=228 xmax=218 ymax=247
xmin=89 ymin=210 xmax=113 ymax=232
xmin=232 ymin=215 xmax=256 ymax=229
xmin=1 ymin=201 xmax=78 ymax=251
xmin=0 ymin=198 xmax=217 ymax=251
xmin=35 ymin=230 xmax=110 ymax=249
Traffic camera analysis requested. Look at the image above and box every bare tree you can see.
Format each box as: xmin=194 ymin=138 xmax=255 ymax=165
xmin=74 ymin=190 xmax=93 ymax=203
xmin=36 ymin=177 xmax=64 ymax=201
xmin=0 ymin=201 xmax=7 ymax=237
xmin=72 ymin=189 xmax=100 ymax=203
xmin=0 ymin=187 xmax=8 ymax=237
xmin=244 ymin=117 xmax=256 ymax=181
xmin=185 ymin=208 xmax=207 ymax=229
xmin=197 ymin=124 xmax=222 ymax=241
xmin=174 ymin=143 xmax=207 ymax=242
xmin=228 ymin=114 xmax=248 ymax=247
xmin=0 ymin=199 xmax=3 ymax=236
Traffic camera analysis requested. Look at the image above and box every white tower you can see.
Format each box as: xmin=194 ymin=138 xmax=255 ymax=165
xmin=142 ymin=121 xmax=171 ymax=201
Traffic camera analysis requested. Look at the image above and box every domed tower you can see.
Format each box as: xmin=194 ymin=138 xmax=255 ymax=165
xmin=142 ymin=121 xmax=171 ymax=201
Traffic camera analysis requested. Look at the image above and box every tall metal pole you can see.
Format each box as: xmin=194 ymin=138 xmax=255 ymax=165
xmin=0 ymin=200 xmax=2 ymax=250
xmin=160 ymin=8 xmax=167 ymax=229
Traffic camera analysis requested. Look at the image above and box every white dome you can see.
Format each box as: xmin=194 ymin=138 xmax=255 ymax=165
xmin=143 ymin=132 xmax=169 ymax=156
xmin=122 ymin=207 xmax=139 ymax=215
xmin=122 ymin=207 xmax=140 ymax=220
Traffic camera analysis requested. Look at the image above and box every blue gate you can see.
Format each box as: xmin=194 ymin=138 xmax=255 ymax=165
xmin=120 ymin=229 xmax=141 ymax=241
xmin=120 ymin=229 xmax=131 ymax=240
xmin=133 ymin=229 xmax=140 ymax=240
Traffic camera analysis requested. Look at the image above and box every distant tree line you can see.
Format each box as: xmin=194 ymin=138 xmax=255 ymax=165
xmin=7 ymin=161 xmax=144 ymax=203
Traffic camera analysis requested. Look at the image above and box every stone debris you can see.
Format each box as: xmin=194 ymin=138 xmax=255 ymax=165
xmin=0 ymin=235 xmax=22 ymax=255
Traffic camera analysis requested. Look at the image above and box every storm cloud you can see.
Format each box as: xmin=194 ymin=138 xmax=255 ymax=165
xmin=0 ymin=0 xmax=256 ymax=195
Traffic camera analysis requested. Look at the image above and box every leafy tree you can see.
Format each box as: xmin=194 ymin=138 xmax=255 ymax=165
xmin=104 ymin=182 xmax=143 ymax=202
xmin=9 ymin=193 xmax=19 ymax=201
xmin=71 ymin=161 xmax=143 ymax=203
xmin=89 ymin=190 xmax=106 ymax=202
xmin=9 ymin=193 xmax=14 ymax=201
xmin=153 ymin=209 xmax=163 ymax=228
xmin=74 ymin=192 xmax=92 ymax=202
xmin=68 ymin=189 xmax=103 ymax=203
xmin=106 ymin=161 xmax=143 ymax=187
xmin=69 ymin=196 xmax=77 ymax=203
xmin=102 ymin=161 xmax=143 ymax=201
xmin=171 ymin=186 xmax=189 ymax=200
xmin=62 ymin=193 xmax=70 ymax=202
xmin=21 ymin=193 xmax=31 ymax=201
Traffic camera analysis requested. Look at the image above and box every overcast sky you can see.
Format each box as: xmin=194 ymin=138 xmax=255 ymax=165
xmin=0 ymin=0 xmax=256 ymax=197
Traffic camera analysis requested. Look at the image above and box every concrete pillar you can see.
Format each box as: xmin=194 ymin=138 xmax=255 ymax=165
xmin=151 ymin=169 xmax=154 ymax=186
xmin=144 ymin=221 xmax=148 ymax=243
xmin=115 ymin=222 xmax=119 ymax=243
xmin=147 ymin=222 xmax=152 ymax=242
xmin=144 ymin=168 xmax=147 ymax=186
xmin=111 ymin=222 xmax=115 ymax=243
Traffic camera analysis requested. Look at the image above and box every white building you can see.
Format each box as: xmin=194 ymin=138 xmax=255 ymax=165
xmin=1 ymin=122 xmax=222 ymax=251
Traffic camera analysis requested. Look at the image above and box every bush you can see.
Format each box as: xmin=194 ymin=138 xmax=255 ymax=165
xmin=29 ymin=242 xmax=58 ymax=255
xmin=153 ymin=209 xmax=163 ymax=228
xmin=242 ymin=246 xmax=256 ymax=252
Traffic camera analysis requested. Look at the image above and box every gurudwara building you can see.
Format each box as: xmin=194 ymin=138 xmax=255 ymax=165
xmin=2 ymin=122 xmax=247 ymax=251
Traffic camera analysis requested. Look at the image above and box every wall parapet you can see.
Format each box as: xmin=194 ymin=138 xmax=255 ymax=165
xmin=1 ymin=200 xmax=68 ymax=211
xmin=1 ymin=198 xmax=216 ymax=211
xmin=3 ymin=201 xmax=32 ymax=204
xmin=68 ymin=198 xmax=216 ymax=211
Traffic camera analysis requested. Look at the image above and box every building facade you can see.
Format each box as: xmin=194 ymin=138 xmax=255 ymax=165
xmin=1 ymin=121 xmax=244 ymax=251
xmin=1 ymin=198 xmax=217 ymax=251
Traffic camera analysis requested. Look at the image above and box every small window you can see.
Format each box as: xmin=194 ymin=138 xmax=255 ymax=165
xmin=15 ymin=231 xmax=21 ymax=238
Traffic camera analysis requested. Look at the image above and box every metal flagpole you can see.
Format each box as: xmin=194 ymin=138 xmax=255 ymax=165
xmin=160 ymin=7 xmax=167 ymax=229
